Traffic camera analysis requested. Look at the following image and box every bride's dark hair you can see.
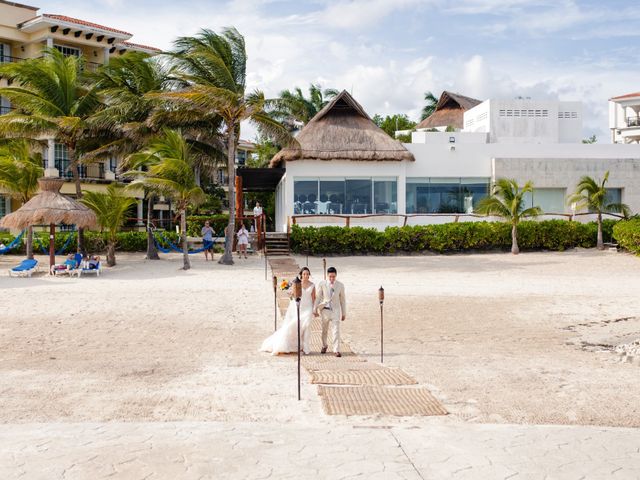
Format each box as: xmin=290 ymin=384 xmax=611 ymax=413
xmin=298 ymin=267 xmax=311 ymax=279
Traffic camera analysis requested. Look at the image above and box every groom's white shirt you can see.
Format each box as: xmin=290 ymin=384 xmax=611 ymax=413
xmin=315 ymin=279 xmax=346 ymax=318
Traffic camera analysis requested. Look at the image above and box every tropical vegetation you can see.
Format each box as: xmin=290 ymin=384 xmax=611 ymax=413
xmin=269 ymin=83 xmax=339 ymax=131
xmin=80 ymin=184 xmax=136 ymax=266
xmin=476 ymin=178 xmax=542 ymax=254
xmin=0 ymin=139 xmax=43 ymax=258
xmin=568 ymin=171 xmax=630 ymax=250
xmin=421 ymin=91 xmax=438 ymax=120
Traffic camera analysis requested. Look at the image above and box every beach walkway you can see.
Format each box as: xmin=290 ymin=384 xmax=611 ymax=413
xmin=269 ymin=256 xmax=447 ymax=417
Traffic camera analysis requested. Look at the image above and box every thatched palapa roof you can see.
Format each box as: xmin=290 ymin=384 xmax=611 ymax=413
xmin=416 ymin=91 xmax=482 ymax=130
xmin=0 ymin=178 xmax=97 ymax=229
xmin=270 ymin=90 xmax=414 ymax=167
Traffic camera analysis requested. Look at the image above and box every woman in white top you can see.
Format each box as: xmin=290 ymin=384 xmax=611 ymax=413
xmin=236 ymin=223 xmax=249 ymax=259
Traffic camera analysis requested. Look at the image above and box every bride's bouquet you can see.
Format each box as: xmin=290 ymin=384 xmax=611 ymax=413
xmin=279 ymin=279 xmax=291 ymax=291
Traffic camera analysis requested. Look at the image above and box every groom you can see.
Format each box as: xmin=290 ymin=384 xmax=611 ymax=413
xmin=315 ymin=267 xmax=346 ymax=357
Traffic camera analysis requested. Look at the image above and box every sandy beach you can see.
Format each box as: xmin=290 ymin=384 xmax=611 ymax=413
xmin=1 ymin=249 xmax=639 ymax=428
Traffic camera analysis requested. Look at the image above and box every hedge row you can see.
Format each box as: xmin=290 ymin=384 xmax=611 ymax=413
xmin=290 ymin=220 xmax=618 ymax=255
xmin=0 ymin=230 xmax=181 ymax=255
xmin=613 ymin=218 xmax=640 ymax=254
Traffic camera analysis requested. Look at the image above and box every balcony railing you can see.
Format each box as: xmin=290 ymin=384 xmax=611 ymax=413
xmin=626 ymin=116 xmax=640 ymax=128
xmin=55 ymin=161 xmax=106 ymax=180
xmin=0 ymin=55 xmax=25 ymax=64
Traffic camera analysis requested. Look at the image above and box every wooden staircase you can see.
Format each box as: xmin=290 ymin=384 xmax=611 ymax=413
xmin=264 ymin=232 xmax=290 ymax=256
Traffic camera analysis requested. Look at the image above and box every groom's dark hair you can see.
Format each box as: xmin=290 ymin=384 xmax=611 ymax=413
xmin=327 ymin=267 xmax=337 ymax=274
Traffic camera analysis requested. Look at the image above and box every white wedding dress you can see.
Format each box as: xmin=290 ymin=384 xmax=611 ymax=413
xmin=260 ymin=283 xmax=314 ymax=355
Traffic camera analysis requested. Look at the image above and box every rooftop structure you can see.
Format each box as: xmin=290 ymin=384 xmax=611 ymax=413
xmin=609 ymin=92 xmax=640 ymax=144
xmin=415 ymin=91 xmax=481 ymax=131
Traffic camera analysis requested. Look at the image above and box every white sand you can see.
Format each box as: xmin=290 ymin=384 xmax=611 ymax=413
xmin=1 ymin=249 xmax=640 ymax=428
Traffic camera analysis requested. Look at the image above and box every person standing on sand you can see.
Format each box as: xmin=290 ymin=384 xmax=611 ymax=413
xmin=315 ymin=266 xmax=346 ymax=357
xmin=236 ymin=223 xmax=249 ymax=259
xmin=201 ymin=221 xmax=215 ymax=261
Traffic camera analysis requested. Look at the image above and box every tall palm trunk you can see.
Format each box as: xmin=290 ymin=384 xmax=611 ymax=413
xmin=181 ymin=208 xmax=190 ymax=270
xmin=596 ymin=212 xmax=604 ymax=250
xmin=146 ymin=194 xmax=159 ymax=260
xmin=106 ymin=238 xmax=116 ymax=266
xmin=219 ymin=125 xmax=236 ymax=265
xmin=511 ymin=222 xmax=520 ymax=255
xmin=68 ymin=146 xmax=86 ymax=255
xmin=26 ymin=225 xmax=34 ymax=259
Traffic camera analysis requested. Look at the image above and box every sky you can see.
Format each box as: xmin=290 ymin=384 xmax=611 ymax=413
xmin=36 ymin=0 xmax=640 ymax=142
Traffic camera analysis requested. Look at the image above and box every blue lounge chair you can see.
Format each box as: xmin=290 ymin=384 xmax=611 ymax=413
xmin=80 ymin=257 xmax=101 ymax=277
xmin=51 ymin=253 xmax=83 ymax=276
xmin=9 ymin=259 xmax=38 ymax=277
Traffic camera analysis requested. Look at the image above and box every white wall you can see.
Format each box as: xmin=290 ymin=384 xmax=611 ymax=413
xmin=463 ymin=99 xmax=582 ymax=144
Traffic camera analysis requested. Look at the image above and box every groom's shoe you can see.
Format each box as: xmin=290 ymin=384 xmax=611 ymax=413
xmin=321 ymin=347 xmax=327 ymax=354
xmin=335 ymin=352 xmax=342 ymax=358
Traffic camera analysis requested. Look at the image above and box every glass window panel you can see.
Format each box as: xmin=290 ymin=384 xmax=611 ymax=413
xmin=0 ymin=195 xmax=6 ymax=218
xmin=605 ymin=188 xmax=622 ymax=205
xmin=532 ymin=188 xmax=566 ymax=213
xmin=373 ymin=179 xmax=397 ymax=213
xmin=460 ymin=178 xmax=490 ymax=213
xmin=522 ymin=191 xmax=533 ymax=210
xmin=294 ymin=179 xmax=318 ymax=214
xmin=429 ymin=178 xmax=461 ymax=213
xmin=406 ymin=178 xmax=429 ymax=214
xmin=345 ymin=178 xmax=372 ymax=214
xmin=319 ymin=179 xmax=345 ymax=214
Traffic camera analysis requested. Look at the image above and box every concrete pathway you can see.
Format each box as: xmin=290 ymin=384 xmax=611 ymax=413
xmin=1 ymin=421 xmax=639 ymax=479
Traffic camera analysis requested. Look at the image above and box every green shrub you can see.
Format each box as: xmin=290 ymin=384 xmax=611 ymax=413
xmin=613 ymin=218 xmax=640 ymax=254
xmin=290 ymin=220 xmax=617 ymax=255
xmin=186 ymin=214 xmax=229 ymax=237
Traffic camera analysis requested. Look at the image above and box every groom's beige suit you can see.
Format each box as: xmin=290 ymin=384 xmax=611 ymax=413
xmin=315 ymin=279 xmax=346 ymax=353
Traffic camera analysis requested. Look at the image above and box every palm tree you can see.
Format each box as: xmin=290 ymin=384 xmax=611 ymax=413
xmin=125 ymin=129 xmax=205 ymax=270
xmin=0 ymin=48 xmax=102 ymax=253
xmin=568 ymin=171 xmax=630 ymax=250
xmin=271 ymin=83 xmax=339 ymax=131
xmin=0 ymin=139 xmax=43 ymax=259
xmin=79 ymin=184 xmax=136 ymax=266
xmin=157 ymin=27 xmax=294 ymax=265
xmin=90 ymin=51 xmax=177 ymax=260
xmin=421 ymin=91 xmax=438 ymax=121
xmin=476 ymin=178 xmax=542 ymax=254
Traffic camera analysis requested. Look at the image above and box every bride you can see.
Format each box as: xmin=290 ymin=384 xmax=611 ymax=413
xmin=261 ymin=267 xmax=316 ymax=355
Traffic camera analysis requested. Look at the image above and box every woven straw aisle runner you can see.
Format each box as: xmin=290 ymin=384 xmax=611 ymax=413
xmin=269 ymin=257 xmax=447 ymax=417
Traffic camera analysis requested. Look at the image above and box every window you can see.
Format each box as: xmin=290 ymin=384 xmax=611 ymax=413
xmin=55 ymin=143 xmax=71 ymax=178
xmin=345 ymin=179 xmax=371 ymax=214
xmin=605 ymin=188 xmax=622 ymax=205
xmin=373 ymin=179 xmax=397 ymax=214
xmin=533 ymin=188 xmax=566 ymax=213
xmin=294 ymin=179 xmax=318 ymax=214
xmin=54 ymin=45 xmax=81 ymax=57
xmin=319 ymin=179 xmax=345 ymax=214
xmin=0 ymin=195 xmax=7 ymax=218
xmin=406 ymin=178 xmax=490 ymax=214
xmin=294 ymin=177 xmax=397 ymax=215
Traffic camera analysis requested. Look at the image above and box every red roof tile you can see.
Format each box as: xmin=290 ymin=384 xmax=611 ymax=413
xmin=42 ymin=14 xmax=131 ymax=36
xmin=122 ymin=41 xmax=162 ymax=52
xmin=610 ymin=92 xmax=640 ymax=101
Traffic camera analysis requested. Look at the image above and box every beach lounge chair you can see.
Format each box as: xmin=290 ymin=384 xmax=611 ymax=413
xmin=80 ymin=258 xmax=101 ymax=277
xmin=51 ymin=253 xmax=83 ymax=276
xmin=9 ymin=259 xmax=38 ymax=277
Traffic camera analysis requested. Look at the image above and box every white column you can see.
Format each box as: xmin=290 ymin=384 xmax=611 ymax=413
xmin=103 ymin=47 xmax=110 ymax=65
xmin=45 ymin=139 xmax=59 ymax=177
xmin=45 ymin=37 xmax=53 ymax=54
xmin=136 ymin=200 xmax=144 ymax=226
xmin=4 ymin=196 xmax=11 ymax=214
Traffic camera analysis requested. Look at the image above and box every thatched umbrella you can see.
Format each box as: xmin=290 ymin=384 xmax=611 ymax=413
xmin=270 ymin=90 xmax=415 ymax=167
xmin=0 ymin=178 xmax=97 ymax=271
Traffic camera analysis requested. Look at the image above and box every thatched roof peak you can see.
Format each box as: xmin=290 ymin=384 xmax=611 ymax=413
xmin=270 ymin=90 xmax=414 ymax=167
xmin=416 ymin=91 xmax=482 ymax=130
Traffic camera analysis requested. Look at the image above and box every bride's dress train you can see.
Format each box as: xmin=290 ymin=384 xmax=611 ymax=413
xmin=260 ymin=284 xmax=314 ymax=355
